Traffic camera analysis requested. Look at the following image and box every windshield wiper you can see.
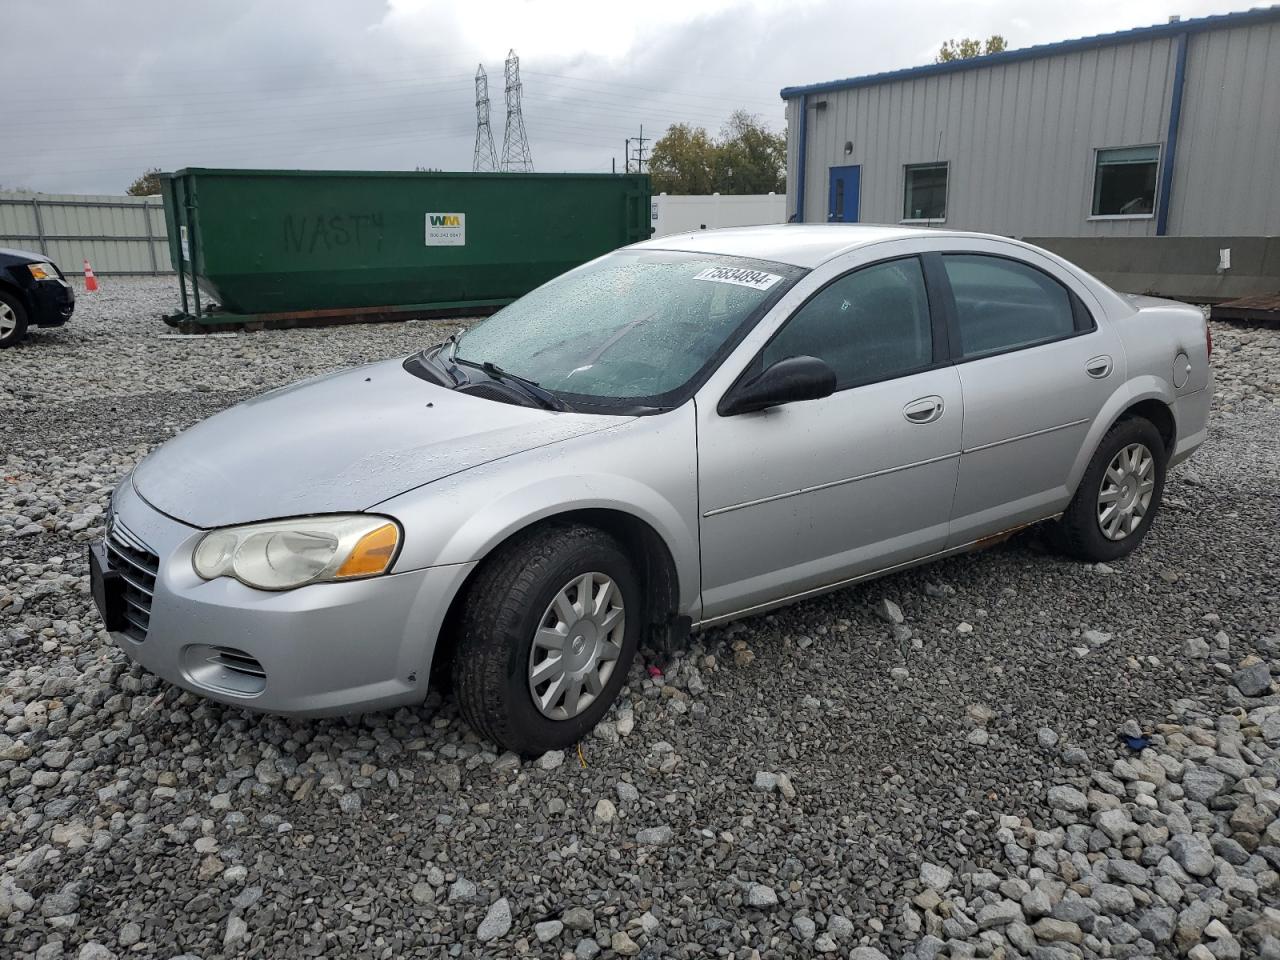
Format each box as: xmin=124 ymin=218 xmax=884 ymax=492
xmin=453 ymin=356 xmax=570 ymax=412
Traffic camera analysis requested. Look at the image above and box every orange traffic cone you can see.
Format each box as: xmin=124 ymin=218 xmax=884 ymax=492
xmin=83 ymin=260 xmax=98 ymax=292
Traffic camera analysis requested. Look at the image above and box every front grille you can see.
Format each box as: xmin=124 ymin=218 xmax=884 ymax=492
xmin=106 ymin=520 xmax=159 ymax=642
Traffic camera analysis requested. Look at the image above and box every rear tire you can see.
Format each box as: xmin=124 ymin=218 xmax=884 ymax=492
xmin=1052 ymin=416 xmax=1167 ymax=562
xmin=452 ymin=524 xmax=641 ymax=756
xmin=0 ymin=290 xmax=28 ymax=348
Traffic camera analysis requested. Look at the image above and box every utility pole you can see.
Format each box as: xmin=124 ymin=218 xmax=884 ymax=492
xmin=500 ymin=49 xmax=534 ymax=172
xmin=471 ymin=64 xmax=499 ymax=173
xmin=629 ymin=125 xmax=650 ymax=173
xmin=624 ymin=139 xmax=631 ymax=173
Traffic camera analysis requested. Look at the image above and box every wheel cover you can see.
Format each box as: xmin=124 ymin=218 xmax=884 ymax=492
xmin=0 ymin=303 xmax=16 ymax=338
xmin=528 ymin=571 xmax=625 ymax=720
xmin=1097 ymin=442 xmax=1156 ymax=541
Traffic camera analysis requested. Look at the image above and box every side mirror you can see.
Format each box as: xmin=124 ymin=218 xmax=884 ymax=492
xmin=719 ymin=355 xmax=837 ymax=416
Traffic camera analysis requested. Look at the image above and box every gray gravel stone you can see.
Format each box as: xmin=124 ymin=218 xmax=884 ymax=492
xmin=1170 ymin=834 xmax=1216 ymax=877
xmin=827 ymin=915 xmax=854 ymax=939
xmin=1048 ymin=785 xmax=1088 ymax=813
xmin=792 ymin=915 xmax=816 ymax=940
xmin=1233 ymin=662 xmax=1271 ymax=697
xmin=476 ymin=897 xmax=512 ymax=942
xmin=636 ymin=825 xmax=673 ymax=844
xmin=1183 ymin=765 xmax=1227 ymax=803
xmin=746 ymin=883 xmax=778 ymax=908
xmin=534 ymin=919 xmax=563 ymax=942
xmin=977 ymin=899 xmax=1022 ymax=928
xmin=919 ymin=862 xmax=953 ymax=892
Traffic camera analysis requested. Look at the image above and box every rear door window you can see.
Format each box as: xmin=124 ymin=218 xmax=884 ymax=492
xmin=942 ymin=254 xmax=1079 ymax=358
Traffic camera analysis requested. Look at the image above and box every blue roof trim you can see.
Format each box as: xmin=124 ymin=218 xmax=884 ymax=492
xmin=779 ymin=5 xmax=1280 ymax=99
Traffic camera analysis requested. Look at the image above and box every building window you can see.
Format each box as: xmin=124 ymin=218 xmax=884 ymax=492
xmin=1092 ymin=146 xmax=1159 ymax=217
xmin=903 ymin=163 xmax=948 ymax=221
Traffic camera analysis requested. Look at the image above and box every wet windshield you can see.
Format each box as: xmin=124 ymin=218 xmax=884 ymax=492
xmin=450 ymin=249 xmax=802 ymax=404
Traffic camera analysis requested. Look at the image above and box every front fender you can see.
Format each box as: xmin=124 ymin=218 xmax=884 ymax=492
xmin=376 ymin=407 xmax=702 ymax=615
xmin=1066 ymin=375 xmax=1174 ymax=493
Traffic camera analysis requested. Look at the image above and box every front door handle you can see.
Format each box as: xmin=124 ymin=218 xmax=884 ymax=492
xmin=1086 ymin=355 xmax=1113 ymax=379
xmin=903 ymin=396 xmax=944 ymax=424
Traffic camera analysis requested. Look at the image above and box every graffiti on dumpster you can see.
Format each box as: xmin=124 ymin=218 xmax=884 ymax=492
xmin=283 ymin=214 xmax=384 ymax=254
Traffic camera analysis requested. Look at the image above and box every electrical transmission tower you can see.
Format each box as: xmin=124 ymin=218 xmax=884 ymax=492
xmin=472 ymin=64 xmax=499 ymax=172
xmin=500 ymin=49 xmax=534 ymax=172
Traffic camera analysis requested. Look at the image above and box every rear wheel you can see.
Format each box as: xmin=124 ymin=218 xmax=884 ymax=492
xmin=452 ymin=524 xmax=641 ymax=756
xmin=0 ymin=291 xmax=28 ymax=348
xmin=1052 ymin=416 xmax=1167 ymax=562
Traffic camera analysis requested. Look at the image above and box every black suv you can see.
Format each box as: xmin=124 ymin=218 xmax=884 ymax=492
xmin=0 ymin=247 xmax=76 ymax=347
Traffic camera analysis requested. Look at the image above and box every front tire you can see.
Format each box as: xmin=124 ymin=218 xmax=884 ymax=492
xmin=0 ymin=290 xmax=28 ymax=348
xmin=1052 ymin=416 xmax=1167 ymax=562
xmin=452 ymin=524 xmax=641 ymax=756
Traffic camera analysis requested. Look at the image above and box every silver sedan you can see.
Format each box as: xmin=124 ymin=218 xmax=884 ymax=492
xmin=92 ymin=225 xmax=1212 ymax=754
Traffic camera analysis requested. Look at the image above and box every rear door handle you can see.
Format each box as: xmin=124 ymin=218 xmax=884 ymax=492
xmin=1086 ymin=355 xmax=1113 ymax=379
xmin=903 ymin=396 xmax=944 ymax=424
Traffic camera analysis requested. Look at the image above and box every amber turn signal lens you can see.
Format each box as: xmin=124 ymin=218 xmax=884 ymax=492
xmin=335 ymin=523 xmax=400 ymax=578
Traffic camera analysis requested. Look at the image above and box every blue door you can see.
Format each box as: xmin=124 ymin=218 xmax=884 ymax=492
xmin=827 ymin=165 xmax=861 ymax=222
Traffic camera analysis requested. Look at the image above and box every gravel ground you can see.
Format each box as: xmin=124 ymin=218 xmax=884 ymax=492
xmin=1 ymin=278 xmax=1278 ymax=960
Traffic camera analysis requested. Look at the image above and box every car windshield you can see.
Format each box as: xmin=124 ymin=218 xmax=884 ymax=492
xmin=450 ymin=249 xmax=803 ymax=405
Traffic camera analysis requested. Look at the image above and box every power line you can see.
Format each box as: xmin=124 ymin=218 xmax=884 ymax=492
xmin=500 ymin=50 xmax=534 ymax=173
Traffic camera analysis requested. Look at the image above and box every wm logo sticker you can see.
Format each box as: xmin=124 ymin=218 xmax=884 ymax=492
xmin=425 ymin=212 xmax=466 ymax=246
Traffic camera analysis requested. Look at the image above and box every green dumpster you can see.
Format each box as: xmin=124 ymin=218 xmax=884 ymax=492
xmin=161 ymin=168 xmax=651 ymax=326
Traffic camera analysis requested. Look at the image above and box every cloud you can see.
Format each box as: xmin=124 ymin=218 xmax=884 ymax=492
xmin=0 ymin=0 xmax=1248 ymax=193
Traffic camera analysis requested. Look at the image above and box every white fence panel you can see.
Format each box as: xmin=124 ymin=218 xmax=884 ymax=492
xmin=0 ymin=191 xmax=171 ymax=275
xmin=650 ymin=193 xmax=788 ymax=238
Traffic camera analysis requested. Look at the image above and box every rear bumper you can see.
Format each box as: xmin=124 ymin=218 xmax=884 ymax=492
xmin=101 ymin=477 xmax=475 ymax=717
xmin=1170 ymin=376 xmax=1213 ymax=468
xmin=28 ymin=279 xmax=74 ymax=327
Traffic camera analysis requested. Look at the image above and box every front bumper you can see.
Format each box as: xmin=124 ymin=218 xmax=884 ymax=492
xmin=28 ymin=278 xmax=74 ymax=327
xmin=98 ymin=477 xmax=475 ymax=717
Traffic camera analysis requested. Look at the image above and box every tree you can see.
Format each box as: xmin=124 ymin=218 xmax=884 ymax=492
xmin=126 ymin=168 xmax=164 ymax=196
xmin=647 ymin=123 xmax=717 ymax=194
xmin=648 ymin=112 xmax=785 ymax=195
xmin=936 ymin=35 xmax=1008 ymax=63
xmin=714 ymin=110 xmax=787 ymax=194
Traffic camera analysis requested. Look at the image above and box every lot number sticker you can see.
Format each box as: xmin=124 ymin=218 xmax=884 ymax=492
xmin=693 ymin=266 xmax=781 ymax=290
xmin=426 ymin=212 xmax=465 ymax=246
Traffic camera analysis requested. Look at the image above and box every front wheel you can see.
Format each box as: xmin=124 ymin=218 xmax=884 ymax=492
xmin=0 ymin=291 xmax=28 ymax=348
xmin=452 ymin=524 xmax=641 ymax=756
xmin=1052 ymin=416 xmax=1167 ymax=562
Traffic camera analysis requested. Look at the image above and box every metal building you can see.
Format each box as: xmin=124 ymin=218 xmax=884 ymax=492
xmin=781 ymin=6 xmax=1280 ymax=299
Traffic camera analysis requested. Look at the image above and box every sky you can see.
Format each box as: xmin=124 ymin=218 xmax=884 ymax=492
xmin=2 ymin=0 xmax=1255 ymax=194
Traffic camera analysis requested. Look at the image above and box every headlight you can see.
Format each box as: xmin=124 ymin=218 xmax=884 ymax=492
xmin=27 ymin=262 xmax=60 ymax=281
xmin=192 ymin=515 xmax=401 ymax=591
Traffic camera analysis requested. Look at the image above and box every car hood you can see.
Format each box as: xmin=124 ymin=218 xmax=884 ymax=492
xmin=0 ymin=246 xmax=48 ymax=262
xmin=132 ymin=357 xmax=629 ymax=528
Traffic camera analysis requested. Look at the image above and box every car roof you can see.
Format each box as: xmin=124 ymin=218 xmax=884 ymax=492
xmin=630 ymin=223 xmax=1012 ymax=269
